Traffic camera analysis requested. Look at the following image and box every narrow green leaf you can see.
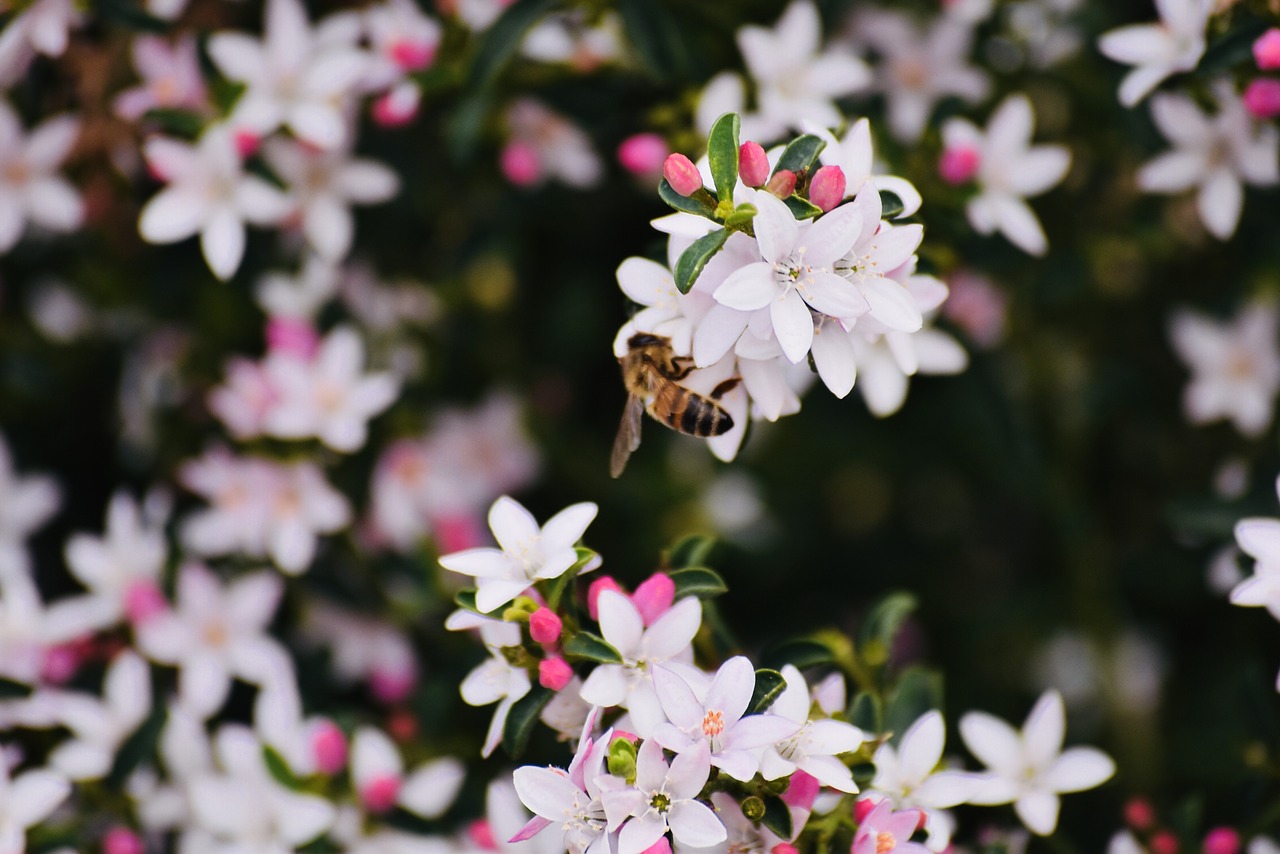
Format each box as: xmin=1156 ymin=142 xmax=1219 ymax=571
xmin=883 ymin=667 xmax=943 ymax=740
xmin=764 ymin=638 xmax=837 ymax=671
xmin=263 ymin=745 xmax=302 ymax=790
xmin=468 ymin=0 xmax=561 ymax=88
xmin=502 ymin=685 xmax=553 ymax=758
xmin=665 ymin=534 xmax=716 ymax=569
xmin=784 ymin=195 xmax=823 ymax=221
xmin=879 ymin=189 xmax=905 ymax=220
xmin=668 ymin=566 xmax=728 ymax=599
xmin=674 ymin=229 xmax=730 ymax=293
xmin=707 ymin=113 xmax=741 ymax=202
xmin=772 ymin=134 xmax=826 ymax=178
xmin=761 ymin=795 xmax=793 ymax=839
xmin=445 ymin=92 xmax=493 ymax=164
xmin=749 ymin=668 xmax=786 ymax=714
xmin=848 ymin=690 xmax=882 ymax=732
xmin=658 ymin=180 xmax=717 ymax=219
xmin=563 ymin=631 xmax=623 ymax=664
xmin=107 ymin=703 xmax=165 ymax=787
xmin=857 ymin=591 xmax=918 ymax=668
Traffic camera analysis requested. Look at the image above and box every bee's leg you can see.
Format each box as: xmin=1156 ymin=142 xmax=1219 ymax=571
xmin=668 ymin=356 xmax=696 ymax=380
xmin=709 ymin=377 xmax=741 ymax=400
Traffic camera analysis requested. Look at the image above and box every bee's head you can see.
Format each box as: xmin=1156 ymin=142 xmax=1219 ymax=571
xmin=628 ymin=332 xmax=668 ymax=349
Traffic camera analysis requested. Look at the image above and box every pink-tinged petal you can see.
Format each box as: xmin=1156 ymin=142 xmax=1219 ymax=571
xmin=668 ymin=799 xmax=728 ymax=849
xmin=138 ymin=188 xmax=206 ymax=244
xmin=200 ymin=207 xmax=246 ymax=280
xmin=642 ymin=596 xmax=702 ymax=660
xmin=724 ymin=713 xmax=801 ymax=750
xmin=714 ymin=262 xmax=777 ymax=311
xmin=1015 ymin=789 xmax=1061 ymax=836
xmin=802 ymin=270 xmax=867 ymax=320
xmin=770 ymin=666 xmax=810 ymax=724
xmin=964 ymin=772 xmax=1021 ymax=806
xmin=653 ymin=721 xmax=697 ymax=754
xmin=541 ymin=502 xmax=598 ymax=551
xmin=1022 ymin=690 xmax=1065 ymax=768
xmin=1236 ymin=519 xmax=1280 ymax=563
xmin=666 ymin=740 xmax=712 ymax=800
xmin=959 ymin=711 xmax=1023 ymax=775
xmin=704 ymin=656 xmax=755 ymax=724
xmin=488 ymin=496 xmax=540 ymax=554
xmin=652 ymin=665 xmax=704 ymax=730
xmin=619 ymin=812 xmax=669 ymax=854
xmin=801 ymin=203 xmax=862 ymax=268
xmin=0 ymin=195 xmax=24 ymax=252
xmin=752 ymin=191 xmax=798 ymax=263
xmin=635 ymin=736 xmax=670 ymax=792
xmin=771 ymin=289 xmax=815 ymax=364
xmin=509 ymin=815 xmax=553 ymax=843
xmin=914 ymin=330 xmax=968 ymax=375
xmin=598 ymin=589 xmax=644 ymax=657
xmin=1043 ymin=747 xmax=1114 ymax=793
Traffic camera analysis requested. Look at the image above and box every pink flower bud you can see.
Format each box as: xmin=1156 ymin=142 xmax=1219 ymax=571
xmin=370 ymin=666 xmax=416 ymax=704
xmin=1244 ymin=78 xmax=1280 ymax=120
xmin=362 ymin=774 xmax=402 ymax=814
xmin=388 ymin=38 xmax=436 ymax=72
xmin=617 ymin=133 xmax=668 ymax=176
xmin=103 ymin=827 xmax=145 ymax=854
xmin=310 ymin=720 xmax=347 ymax=775
xmin=529 ymin=607 xmax=563 ymax=644
xmin=468 ymin=819 xmax=498 ymax=850
xmin=587 ymin=576 xmax=623 ymax=620
xmin=372 ymin=86 xmax=421 ymax=128
xmin=853 ymin=797 xmax=877 ymax=824
xmin=1255 ymin=28 xmax=1280 ymax=69
xmin=124 ymin=580 xmax=168 ymax=625
xmin=808 ymin=165 xmax=847 ymax=212
xmin=1203 ymin=828 xmax=1241 ymax=854
xmin=386 ymin=708 xmax=418 ymax=741
xmin=611 ymin=730 xmax=639 ymax=745
xmin=538 ymin=656 xmax=574 ymax=691
xmin=766 ymin=169 xmax=796 ymax=199
xmin=663 ymin=153 xmax=703 ymax=196
xmin=265 ymin=317 xmax=320 ymax=359
xmin=640 ymin=838 xmax=672 ymax=854
xmin=631 ymin=573 xmax=675 ymax=626
xmin=939 ymin=145 xmax=981 ymax=185
xmin=433 ymin=513 xmax=485 ymax=553
xmin=501 ymin=141 xmax=542 ymax=187
xmin=233 ymin=129 xmax=260 ymax=159
xmin=1124 ymin=797 xmax=1156 ymax=831
xmin=782 ymin=769 xmax=820 ymax=810
xmin=1152 ymin=831 xmax=1180 ymax=854
xmin=41 ymin=643 xmax=83 ymax=684
xmin=771 ymin=846 xmax=799 ymax=854
xmin=739 ymin=141 xmax=770 ymax=187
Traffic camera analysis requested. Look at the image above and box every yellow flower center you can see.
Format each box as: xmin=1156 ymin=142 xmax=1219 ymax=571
xmin=876 ymin=831 xmax=897 ymax=854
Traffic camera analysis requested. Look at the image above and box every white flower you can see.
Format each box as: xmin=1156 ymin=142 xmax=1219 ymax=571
xmin=504 ymin=99 xmax=602 ymax=189
xmin=0 ymin=433 xmax=59 ymax=581
xmin=0 ymin=0 xmax=83 ymax=84
xmin=439 ymin=496 xmax=598 ymax=613
xmin=512 ymin=723 xmax=613 ymax=854
xmin=138 ymin=123 xmax=292 ymax=280
xmin=113 ymin=35 xmax=208 ymax=120
xmin=0 ymin=573 xmax=102 ymax=686
xmin=350 ymin=727 xmax=465 ymax=818
xmin=1232 ymin=510 xmax=1280 ymax=623
xmin=599 ymin=738 xmax=726 ymax=854
xmin=835 ymin=187 xmax=926 ymax=333
xmin=64 ymin=491 xmax=167 ymax=627
xmin=959 ymin=689 xmax=1115 ymax=835
xmin=256 ymin=256 xmax=340 ymax=321
xmin=1098 ymin=0 xmax=1210 ymax=107
xmin=0 ymin=102 xmax=81 ymax=255
xmin=485 ymin=777 xmax=567 ymax=854
xmin=263 ymin=139 xmax=399 ymax=262
xmin=1137 ymin=83 xmax=1280 ymax=240
xmin=942 ymin=94 xmax=1071 ymax=256
xmin=522 ymin=10 xmax=621 ymax=70
xmin=207 ymin=0 xmax=370 ymax=149
xmin=47 ymin=651 xmax=151 ymax=781
xmin=448 ymin=612 xmax=532 ymax=758
xmin=136 ymin=563 xmax=290 ymax=719
xmin=759 ymin=664 xmax=864 ymax=793
xmin=0 ymin=757 xmax=71 ymax=854
xmin=851 ymin=320 xmax=969 ymax=419
xmin=301 ymin=601 xmax=418 ymax=698
xmin=1168 ymin=301 xmax=1280 ymax=438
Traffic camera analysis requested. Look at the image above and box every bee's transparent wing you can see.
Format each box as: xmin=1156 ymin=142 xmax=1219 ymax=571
xmin=610 ymin=394 xmax=645 ymax=478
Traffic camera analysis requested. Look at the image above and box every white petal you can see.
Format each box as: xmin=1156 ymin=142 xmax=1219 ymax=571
xmin=1015 ymin=789 xmax=1061 ymax=836
xmin=668 ymin=799 xmax=728 ymax=849
xmin=771 ymin=289 xmax=815 ymax=364
xmin=1043 ymin=747 xmax=1114 ymax=793
xmin=200 ymin=208 xmax=246 ymax=280
xmin=400 ymin=757 xmax=465 ymax=818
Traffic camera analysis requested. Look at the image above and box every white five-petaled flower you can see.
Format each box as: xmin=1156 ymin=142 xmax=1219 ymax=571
xmin=512 ymin=724 xmax=613 ymax=854
xmin=0 ymin=0 xmax=83 ymax=84
xmin=0 ymin=755 xmax=71 ymax=854
xmin=113 ymin=35 xmax=209 ymax=120
xmin=1137 ymin=82 xmax=1280 ymax=241
xmin=448 ymin=612 xmax=532 ymax=758
xmin=439 ymin=496 xmax=598 ymax=613
xmin=942 ymin=93 xmax=1071 ymax=256
xmin=1232 ymin=505 xmax=1280 ymax=624
xmin=759 ymin=664 xmax=865 ymax=793
xmin=64 ymin=491 xmax=167 ymax=628
xmin=349 ymin=726 xmax=465 ymax=818
xmin=1098 ymin=0 xmax=1211 ymax=107
xmin=959 ymin=689 xmax=1115 ymax=836
xmin=713 ymin=192 xmax=868 ymax=364
xmin=138 ymin=123 xmax=292 ymax=280
xmin=1168 ymin=301 xmax=1280 ymax=438
xmin=651 ymin=656 xmax=800 ymax=782
xmin=598 ymin=738 xmax=726 ymax=854
xmin=0 ymin=101 xmax=81 ymax=255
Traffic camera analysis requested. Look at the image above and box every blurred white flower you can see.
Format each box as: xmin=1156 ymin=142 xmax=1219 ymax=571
xmin=447 ymin=611 xmax=531 ymax=758
xmin=1098 ymin=0 xmax=1210 ymax=107
xmin=0 ymin=433 xmax=59 ymax=581
xmin=301 ymin=601 xmax=418 ymax=702
xmin=759 ymin=664 xmax=864 ymax=793
xmin=48 ymin=651 xmax=151 ymax=781
xmin=349 ymin=727 xmax=465 ymax=818
xmin=0 ymin=0 xmax=83 ymax=84
xmin=0 ymin=756 xmax=71 ymax=853
xmin=0 ymin=102 xmax=81 ymax=254
xmin=113 ymin=35 xmax=208 ymax=120
xmin=64 ymin=491 xmax=167 ymax=628
xmin=501 ymin=99 xmax=602 ymax=189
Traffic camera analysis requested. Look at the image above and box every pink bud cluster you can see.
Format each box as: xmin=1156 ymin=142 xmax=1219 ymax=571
xmin=587 ymin=571 xmax=675 ymax=625
xmin=1247 ymin=29 xmax=1280 ymax=119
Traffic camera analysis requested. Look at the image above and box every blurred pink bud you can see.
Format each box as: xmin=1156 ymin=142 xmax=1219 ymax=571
xmin=372 ymin=88 xmax=421 ymax=127
xmin=468 ymin=819 xmax=497 ymax=850
xmin=265 ymin=317 xmax=320 ymax=359
xmin=809 ymin=165 xmax=847 ymax=212
xmin=370 ymin=666 xmax=416 ymax=704
xmin=766 ymin=169 xmax=796 ymax=199
xmin=587 ymin=576 xmax=623 ymax=620
xmin=233 ymin=129 xmax=260 ymax=159
xmin=388 ymin=38 xmax=436 ymax=71
xmin=1244 ymin=79 xmax=1280 ymax=120
xmin=103 ymin=827 xmax=145 ymax=854
xmin=640 ymin=838 xmax=672 ymax=854
xmin=782 ymin=769 xmax=820 ymax=810
xmin=1203 ymin=828 xmax=1241 ymax=854
xmin=1124 ymin=797 xmax=1156 ymax=831
xmin=939 ymin=145 xmax=981 ymax=185
xmin=529 ymin=607 xmax=563 ymax=644
xmin=771 ymin=846 xmax=799 ymax=854
xmin=853 ymin=797 xmax=877 ymax=824
xmin=362 ymin=774 xmax=402 ymax=814
xmin=41 ymin=643 xmax=83 ymax=684
xmin=124 ymin=580 xmax=168 ymax=625
xmin=632 ymin=573 xmax=675 ymax=626
xmin=1255 ymin=28 xmax=1280 ymax=69
xmin=739 ymin=141 xmax=769 ymax=187
xmin=310 ymin=720 xmax=347 ymax=775
xmin=434 ymin=513 xmax=485 ymax=553
xmin=387 ymin=708 xmax=418 ymax=741
xmin=617 ymin=133 xmax=668 ymax=176
xmin=942 ymin=270 xmax=1008 ymax=349
xmin=611 ymin=730 xmax=639 ymax=745
xmin=538 ymin=656 xmax=573 ymax=691
xmin=1152 ymin=831 xmax=1180 ymax=854
xmin=501 ymin=141 xmax=542 ymax=186
xmin=663 ymin=153 xmax=703 ymax=196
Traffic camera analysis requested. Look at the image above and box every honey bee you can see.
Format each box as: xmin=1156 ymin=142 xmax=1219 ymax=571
xmin=610 ymin=333 xmax=740 ymax=478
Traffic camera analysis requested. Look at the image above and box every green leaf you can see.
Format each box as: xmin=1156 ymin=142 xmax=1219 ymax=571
xmin=707 ymin=113 xmax=741 ymax=202
xmin=723 ymin=203 xmax=757 ymax=232
xmin=772 ymin=134 xmax=826 ymax=178
xmin=143 ymin=109 xmax=205 ymax=138
xmin=848 ymin=690 xmax=882 ymax=732
xmin=502 ymin=685 xmax=553 ymax=758
xmin=883 ymin=667 xmax=943 ymax=739
xmin=618 ymin=0 xmax=690 ymax=81
xmin=857 ymin=591 xmax=918 ymax=668
xmin=658 ymin=180 xmax=718 ymax=219
xmin=665 ymin=534 xmax=716 ymax=569
xmin=879 ymin=189 xmax=905 ymax=220
xmin=0 ymin=678 xmax=32 ymax=699
xmin=784 ymin=195 xmax=823 ymax=221
xmin=107 ymin=703 xmax=166 ymax=787
xmin=564 ymin=631 xmax=623 ymax=664
xmin=263 ymin=745 xmax=302 ymax=790
xmin=468 ymin=0 xmax=561 ymax=88
xmin=761 ymin=795 xmax=793 ymax=839
xmin=668 ymin=566 xmax=728 ymax=600
xmin=674 ymin=228 xmax=730 ymax=293
xmin=749 ymin=668 xmax=786 ymax=714
xmin=764 ymin=637 xmax=837 ymax=671
xmin=445 ymin=92 xmax=493 ymax=164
